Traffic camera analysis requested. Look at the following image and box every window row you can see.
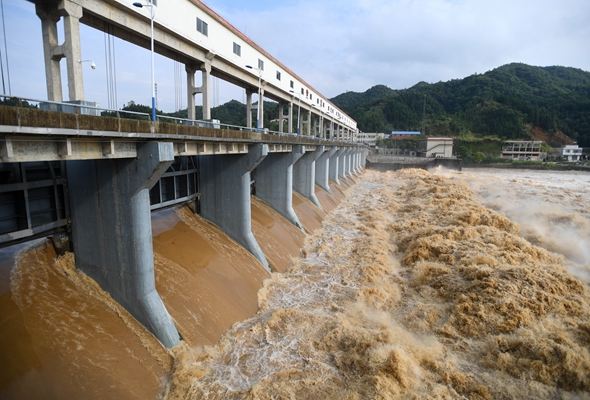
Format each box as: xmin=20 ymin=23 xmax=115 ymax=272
xmin=195 ymin=16 xmax=333 ymax=115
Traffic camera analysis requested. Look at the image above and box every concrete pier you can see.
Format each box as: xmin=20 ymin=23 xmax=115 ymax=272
xmin=344 ymin=148 xmax=353 ymax=178
xmin=329 ymin=147 xmax=341 ymax=186
xmin=337 ymin=147 xmax=348 ymax=182
xmin=293 ymin=146 xmax=324 ymax=208
xmin=316 ymin=146 xmax=337 ymax=193
xmin=199 ymin=144 xmax=270 ymax=271
xmin=66 ymin=142 xmax=180 ymax=349
xmin=252 ymin=146 xmax=305 ymax=231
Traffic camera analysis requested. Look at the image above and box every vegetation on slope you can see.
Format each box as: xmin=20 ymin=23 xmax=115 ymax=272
xmin=331 ymin=63 xmax=590 ymax=147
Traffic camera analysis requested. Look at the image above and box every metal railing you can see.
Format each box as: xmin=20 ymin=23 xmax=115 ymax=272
xmin=0 ymin=94 xmax=358 ymax=144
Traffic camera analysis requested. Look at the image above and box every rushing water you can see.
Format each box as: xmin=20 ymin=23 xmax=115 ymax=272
xmin=165 ymin=168 xmax=590 ymax=399
xmin=1 ymin=168 xmax=590 ymax=399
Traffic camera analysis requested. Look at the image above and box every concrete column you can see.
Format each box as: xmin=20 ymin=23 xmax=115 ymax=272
xmin=199 ymin=144 xmax=270 ymax=270
xmin=293 ymin=146 xmax=324 ymax=209
xmin=195 ymin=61 xmax=212 ymax=120
xmin=329 ymin=147 xmax=341 ymax=186
xmin=316 ymin=146 xmax=337 ymax=193
xmin=350 ymin=150 xmax=358 ymax=175
xmin=354 ymin=150 xmax=361 ymax=173
xmin=246 ymin=89 xmax=253 ymax=129
xmin=36 ymin=4 xmax=63 ymax=102
xmin=278 ymin=102 xmax=285 ymax=133
xmin=62 ymin=0 xmax=83 ymax=101
xmin=338 ymin=147 xmax=348 ymax=181
xmin=344 ymin=147 xmax=353 ymax=177
xmin=331 ymin=119 xmax=335 ymax=140
xmin=186 ymin=64 xmax=198 ymax=120
xmin=358 ymin=150 xmax=365 ymax=171
xmin=252 ymin=145 xmax=305 ymax=231
xmin=361 ymin=148 xmax=368 ymax=168
xmin=288 ymin=102 xmax=293 ymax=134
xmin=36 ymin=0 xmax=84 ymax=102
xmin=313 ymin=115 xmax=318 ymax=138
xmin=306 ymin=110 xmax=311 ymax=136
xmin=66 ymin=142 xmax=179 ymax=349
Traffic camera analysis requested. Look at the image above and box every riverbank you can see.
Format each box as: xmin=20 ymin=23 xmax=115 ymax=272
xmin=463 ymin=161 xmax=590 ymax=172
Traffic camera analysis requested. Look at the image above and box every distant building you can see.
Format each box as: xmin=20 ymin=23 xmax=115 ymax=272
xmin=559 ymin=143 xmax=583 ymax=162
xmin=358 ymin=132 xmax=385 ymax=146
xmin=418 ymin=137 xmax=454 ymax=158
xmin=501 ymin=140 xmax=546 ymax=161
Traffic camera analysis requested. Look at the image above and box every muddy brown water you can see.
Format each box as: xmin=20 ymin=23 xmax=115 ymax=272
xmin=0 ymin=188 xmax=346 ymax=399
xmin=3 ymin=168 xmax=589 ymax=399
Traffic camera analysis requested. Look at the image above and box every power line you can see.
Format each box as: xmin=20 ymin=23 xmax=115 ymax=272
xmin=0 ymin=0 xmax=11 ymax=95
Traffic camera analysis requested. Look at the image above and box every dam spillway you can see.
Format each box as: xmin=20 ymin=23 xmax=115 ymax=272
xmin=0 ymin=179 xmax=353 ymax=398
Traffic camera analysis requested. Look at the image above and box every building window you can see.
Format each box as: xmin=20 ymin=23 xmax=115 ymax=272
xmin=258 ymin=59 xmax=264 ymax=71
xmin=197 ymin=18 xmax=208 ymax=36
xmin=233 ymin=42 xmax=241 ymax=56
xmin=301 ymin=88 xmax=304 ymax=95
xmin=290 ymin=80 xmax=294 ymax=89
xmin=276 ymin=71 xmax=281 ymax=81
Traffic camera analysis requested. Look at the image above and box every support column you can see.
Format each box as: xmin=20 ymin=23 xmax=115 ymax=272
xmin=355 ymin=150 xmax=361 ymax=173
xmin=36 ymin=4 xmax=62 ymax=102
xmin=199 ymin=144 xmax=270 ymax=270
xmin=338 ymin=147 xmax=348 ymax=181
xmin=316 ymin=146 xmax=337 ymax=193
xmin=36 ymin=0 xmax=84 ymax=102
xmin=186 ymin=64 xmax=198 ymax=120
xmin=328 ymin=118 xmax=334 ymax=140
xmin=278 ymin=102 xmax=285 ymax=133
xmin=293 ymin=146 xmax=324 ymax=209
xmin=306 ymin=110 xmax=312 ymax=136
xmin=194 ymin=60 xmax=212 ymax=120
xmin=62 ymin=1 xmax=83 ymax=101
xmin=361 ymin=148 xmax=368 ymax=168
xmin=288 ymin=102 xmax=293 ymax=134
xmin=358 ymin=150 xmax=364 ymax=171
xmin=252 ymin=146 xmax=305 ymax=231
xmin=329 ymin=147 xmax=341 ymax=186
xmin=67 ymin=142 xmax=179 ymax=348
xmin=350 ymin=150 xmax=358 ymax=175
xmin=344 ymin=147 xmax=353 ymax=177
xmin=313 ymin=115 xmax=318 ymax=138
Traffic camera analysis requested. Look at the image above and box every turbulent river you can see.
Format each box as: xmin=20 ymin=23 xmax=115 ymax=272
xmin=2 ymin=168 xmax=590 ymax=399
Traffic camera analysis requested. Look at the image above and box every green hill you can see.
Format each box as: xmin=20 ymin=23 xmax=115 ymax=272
xmin=330 ymin=63 xmax=590 ymax=147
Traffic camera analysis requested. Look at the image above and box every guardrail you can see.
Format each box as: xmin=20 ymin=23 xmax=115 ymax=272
xmin=0 ymin=94 xmax=357 ymax=144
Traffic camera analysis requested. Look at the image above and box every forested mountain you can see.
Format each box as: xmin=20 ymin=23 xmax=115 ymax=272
xmin=331 ymin=63 xmax=590 ymax=147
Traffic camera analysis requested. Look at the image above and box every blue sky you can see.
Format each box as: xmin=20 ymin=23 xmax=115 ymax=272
xmin=2 ymin=0 xmax=589 ymax=113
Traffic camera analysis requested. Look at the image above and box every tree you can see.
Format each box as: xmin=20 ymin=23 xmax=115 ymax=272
xmin=473 ymin=151 xmax=486 ymax=163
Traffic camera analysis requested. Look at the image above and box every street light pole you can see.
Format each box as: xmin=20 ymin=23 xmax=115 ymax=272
xmin=133 ymin=1 xmax=156 ymax=122
xmin=246 ymin=65 xmax=263 ymax=132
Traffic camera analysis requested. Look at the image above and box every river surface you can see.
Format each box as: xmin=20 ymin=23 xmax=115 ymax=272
xmin=1 ymin=168 xmax=589 ymax=399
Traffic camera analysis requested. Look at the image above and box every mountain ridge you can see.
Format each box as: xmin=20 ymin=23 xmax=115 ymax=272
xmin=329 ymin=63 xmax=590 ymax=147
